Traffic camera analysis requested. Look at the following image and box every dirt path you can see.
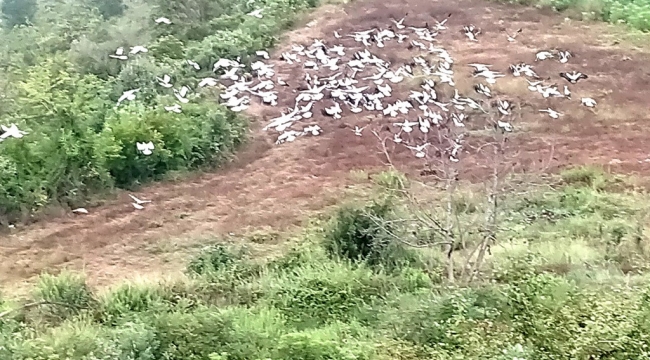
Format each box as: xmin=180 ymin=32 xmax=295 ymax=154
xmin=2 ymin=0 xmax=650 ymax=290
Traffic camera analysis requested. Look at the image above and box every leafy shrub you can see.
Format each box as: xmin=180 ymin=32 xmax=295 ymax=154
xmin=324 ymin=200 xmax=418 ymax=270
xmin=100 ymin=283 xmax=172 ymax=324
xmin=148 ymin=35 xmax=186 ymax=61
xmin=150 ymin=307 xmax=234 ymax=360
xmin=0 ymin=0 xmax=319 ymax=218
xmin=267 ymin=261 xmax=389 ymax=327
xmin=99 ymin=101 xmax=245 ymax=187
xmin=187 ymin=244 xmax=241 ymax=276
xmin=216 ymin=306 xmax=286 ymax=359
xmin=91 ymin=0 xmax=126 ymax=20
xmin=33 ymin=272 xmax=97 ymax=322
xmin=0 ymin=56 xmax=115 ymax=215
xmin=275 ymin=323 xmax=373 ymax=360
xmin=108 ymin=319 xmax=160 ymax=360
xmin=1 ymin=0 xmax=37 ymax=28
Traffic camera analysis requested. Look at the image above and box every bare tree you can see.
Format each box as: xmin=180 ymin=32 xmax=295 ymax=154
xmin=370 ymin=94 xmax=519 ymax=284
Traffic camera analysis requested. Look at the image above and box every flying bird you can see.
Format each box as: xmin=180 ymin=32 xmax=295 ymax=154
xmin=155 ymin=17 xmax=171 ymax=24
xmin=581 ymin=97 xmax=597 ymax=107
xmin=560 ymin=71 xmax=588 ymax=84
xmin=117 ymin=88 xmax=140 ymax=106
xmin=0 ymin=124 xmax=27 ymax=141
xmin=248 ymin=9 xmax=263 ymax=18
xmin=136 ymin=141 xmax=154 ymax=156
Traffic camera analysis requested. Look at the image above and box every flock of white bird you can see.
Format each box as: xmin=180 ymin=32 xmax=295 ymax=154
xmin=0 ymin=10 xmax=602 ymax=215
xmin=204 ymin=14 xmax=597 ymax=161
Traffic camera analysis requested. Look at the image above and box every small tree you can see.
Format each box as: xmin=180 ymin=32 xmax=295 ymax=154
xmin=370 ymin=91 xmax=521 ymax=283
xmin=1 ymin=0 xmax=37 ymax=28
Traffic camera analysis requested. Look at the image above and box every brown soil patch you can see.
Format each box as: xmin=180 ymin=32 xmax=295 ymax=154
xmin=2 ymin=0 xmax=650 ymax=290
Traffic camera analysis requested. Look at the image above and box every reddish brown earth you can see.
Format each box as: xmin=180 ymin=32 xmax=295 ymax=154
xmin=2 ymin=0 xmax=650 ymax=290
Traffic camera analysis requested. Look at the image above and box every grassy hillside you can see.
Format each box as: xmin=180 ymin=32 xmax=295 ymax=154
xmin=0 ymin=0 xmax=318 ymax=220
xmin=505 ymin=0 xmax=650 ymax=31
xmin=1 ymin=168 xmax=649 ymax=359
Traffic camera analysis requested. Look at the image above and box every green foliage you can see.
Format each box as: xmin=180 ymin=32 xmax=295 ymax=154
xmin=267 ymin=261 xmax=389 ymax=327
xmin=3 ymin=200 xmax=650 ymax=360
xmin=1 ymin=0 xmax=37 ymax=28
xmin=275 ymin=323 xmax=374 ymax=360
xmin=100 ymin=283 xmax=172 ymax=323
xmin=0 ymin=0 xmax=315 ymax=218
xmin=91 ymin=0 xmax=127 ymax=20
xmin=187 ymin=244 xmax=241 ymax=276
xmin=33 ymin=272 xmax=97 ymax=321
xmin=503 ymin=0 xmax=650 ymax=32
xmin=324 ymin=200 xmax=419 ymax=270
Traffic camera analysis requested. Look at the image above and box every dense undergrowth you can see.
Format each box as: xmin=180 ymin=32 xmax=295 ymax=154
xmin=507 ymin=0 xmax=650 ymax=31
xmin=0 ymin=0 xmax=319 ymax=220
xmin=1 ymin=168 xmax=650 ymax=359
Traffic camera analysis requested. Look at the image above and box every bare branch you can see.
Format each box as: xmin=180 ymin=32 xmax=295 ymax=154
xmin=0 ymin=300 xmax=84 ymax=319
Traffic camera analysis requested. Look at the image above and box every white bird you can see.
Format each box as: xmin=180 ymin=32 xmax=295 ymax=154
xmin=323 ymin=102 xmax=342 ymax=119
xmin=129 ymin=194 xmax=152 ymax=205
xmin=451 ymin=113 xmax=466 ymax=127
xmin=539 ymin=108 xmax=562 ymax=119
xmin=581 ymin=97 xmax=597 ymax=107
xmin=136 ymin=141 xmax=154 ymax=155
xmin=248 ymin=9 xmax=263 ymax=18
xmin=393 ymin=120 xmax=418 ymax=133
xmin=198 ymin=77 xmax=219 ymax=87
xmin=449 ymin=141 xmax=462 ymax=162
xmin=276 ymin=130 xmax=301 ymax=144
xmin=535 ymin=51 xmax=554 ymax=61
xmin=174 ymin=86 xmax=190 ymax=104
xmin=109 ymin=47 xmax=128 ymax=60
xmin=72 ymin=208 xmax=89 ymax=214
xmin=406 ymin=143 xmax=430 ymax=158
xmin=164 ymin=104 xmax=182 ymax=113
xmin=157 ymin=74 xmax=173 ymax=88
xmin=256 ymin=50 xmax=270 ymax=59
xmin=220 ymin=67 xmax=240 ymax=81
xmin=468 ymin=63 xmax=492 ymax=73
xmin=132 ymin=203 xmax=145 ymax=210
xmin=130 ymin=46 xmax=148 ymax=55
xmin=560 ymin=71 xmax=588 ymax=84
xmin=497 ymin=120 xmax=513 ymax=132
xmin=303 ymin=125 xmax=322 ymax=136
xmin=392 ymin=17 xmax=406 ymax=29
xmin=353 ymin=126 xmax=365 ymax=136
xmin=506 ymin=28 xmax=522 ymax=42
xmin=117 ymin=88 xmax=139 ymax=106
xmin=474 ymin=83 xmax=491 ymax=98
xmin=558 ymin=50 xmax=572 ymax=64
xmin=462 ymin=25 xmax=481 ymax=41
xmin=187 ymin=59 xmax=200 ymax=70
xmin=155 ymin=17 xmax=171 ymax=25
xmin=0 ymin=124 xmax=27 ymax=141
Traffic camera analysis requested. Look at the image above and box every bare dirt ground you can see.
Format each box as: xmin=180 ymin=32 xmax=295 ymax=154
xmin=2 ymin=0 xmax=650 ymax=291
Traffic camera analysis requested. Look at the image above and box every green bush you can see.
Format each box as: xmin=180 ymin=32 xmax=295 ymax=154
xmin=1 ymin=0 xmax=37 ymax=28
xmin=267 ymin=261 xmax=390 ymax=327
xmin=187 ymin=244 xmax=241 ymax=276
xmin=150 ymin=307 xmax=234 ymax=360
xmin=275 ymin=323 xmax=374 ymax=360
xmin=0 ymin=0 xmax=317 ymax=218
xmin=324 ymin=200 xmax=419 ymax=271
xmin=100 ymin=283 xmax=172 ymax=324
xmin=33 ymin=272 xmax=97 ymax=322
